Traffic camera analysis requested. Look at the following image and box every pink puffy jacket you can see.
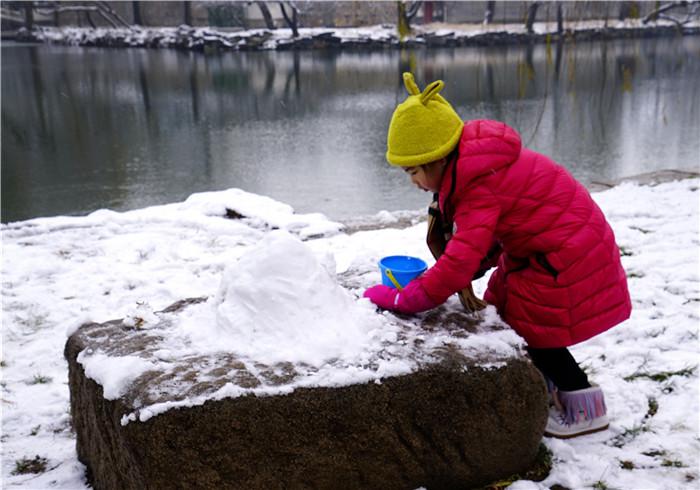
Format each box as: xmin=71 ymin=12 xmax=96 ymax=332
xmin=419 ymin=120 xmax=631 ymax=348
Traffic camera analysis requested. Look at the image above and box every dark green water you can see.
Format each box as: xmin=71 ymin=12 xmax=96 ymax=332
xmin=2 ymin=36 xmax=699 ymax=223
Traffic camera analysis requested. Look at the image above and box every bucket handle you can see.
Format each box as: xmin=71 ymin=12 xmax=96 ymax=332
xmin=385 ymin=268 xmax=403 ymax=291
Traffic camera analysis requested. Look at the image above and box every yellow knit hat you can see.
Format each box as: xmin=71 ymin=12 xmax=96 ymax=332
xmin=386 ymin=72 xmax=464 ymax=167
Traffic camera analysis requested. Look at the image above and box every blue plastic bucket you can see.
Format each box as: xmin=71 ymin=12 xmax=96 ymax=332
xmin=378 ymin=255 xmax=428 ymax=289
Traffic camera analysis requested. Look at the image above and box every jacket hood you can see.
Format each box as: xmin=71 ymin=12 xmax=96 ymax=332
xmin=456 ymin=119 xmax=523 ymax=182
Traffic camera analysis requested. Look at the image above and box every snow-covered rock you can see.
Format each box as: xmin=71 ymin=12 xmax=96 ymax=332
xmin=64 ymin=232 xmax=547 ymax=488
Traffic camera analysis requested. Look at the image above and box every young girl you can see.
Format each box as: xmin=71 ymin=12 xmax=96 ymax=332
xmin=364 ymin=73 xmax=632 ymax=439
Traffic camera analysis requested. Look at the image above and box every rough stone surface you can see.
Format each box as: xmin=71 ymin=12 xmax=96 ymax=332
xmin=65 ymin=296 xmax=548 ymax=489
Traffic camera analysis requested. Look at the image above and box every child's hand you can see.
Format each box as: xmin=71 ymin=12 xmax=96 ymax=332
xmin=363 ymin=284 xmax=400 ymax=310
xmin=363 ymin=281 xmax=438 ymax=314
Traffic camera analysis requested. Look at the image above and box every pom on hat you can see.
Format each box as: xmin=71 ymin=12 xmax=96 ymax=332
xmin=386 ymin=73 xmax=464 ymax=167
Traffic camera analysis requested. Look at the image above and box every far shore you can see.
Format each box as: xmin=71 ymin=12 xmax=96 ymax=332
xmin=6 ymin=18 xmax=700 ymax=51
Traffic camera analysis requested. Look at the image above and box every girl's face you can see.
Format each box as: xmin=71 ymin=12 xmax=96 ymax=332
xmin=404 ymin=159 xmax=446 ymax=193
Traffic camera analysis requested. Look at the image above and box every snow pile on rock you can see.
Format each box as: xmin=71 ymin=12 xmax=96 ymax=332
xmin=178 ymin=230 xmax=385 ymax=366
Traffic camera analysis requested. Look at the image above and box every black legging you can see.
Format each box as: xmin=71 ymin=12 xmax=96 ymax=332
xmin=526 ymin=347 xmax=591 ymax=392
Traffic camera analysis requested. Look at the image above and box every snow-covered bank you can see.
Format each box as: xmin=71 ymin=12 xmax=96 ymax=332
xmin=2 ymin=178 xmax=699 ymax=488
xmin=15 ymin=18 xmax=700 ymax=51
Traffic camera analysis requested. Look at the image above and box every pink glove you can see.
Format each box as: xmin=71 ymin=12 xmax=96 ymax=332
xmin=363 ymin=280 xmax=438 ymax=314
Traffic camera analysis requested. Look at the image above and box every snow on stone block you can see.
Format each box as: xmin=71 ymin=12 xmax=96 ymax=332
xmin=179 ymin=188 xmax=344 ymax=239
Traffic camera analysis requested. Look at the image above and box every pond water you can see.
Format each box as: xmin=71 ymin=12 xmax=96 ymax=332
xmin=2 ymin=36 xmax=699 ymax=223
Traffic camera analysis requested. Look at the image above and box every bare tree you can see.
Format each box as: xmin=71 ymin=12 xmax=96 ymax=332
xmin=24 ymin=2 xmax=34 ymax=30
xmin=32 ymin=2 xmax=132 ymax=28
xmin=484 ymin=1 xmax=496 ymax=24
xmin=279 ymin=1 xmax=299 ymax=37
xmin=184 ymin=1 xmax=192 ymax=26
xmin=643 ymin=1 xmax=700 ymax=25
xmin=556 ymin=1 xmax=564 ymax=34
xmin=94 ymin=1 xmax=131 ymax=27
xmin=397 ymin=1 xmax=422 ymax=39
xmin=525 ymin=1 xmax=540 ymax=34
xmin=85 ymin=9 xmax=96 ymax=28
xmin=256 ymin=1 xmax=276 ymax=29
xmin=132 ymin=1 xmax=142 ymax=26
xmin=618 ymin=1 xmax=640 ymax=21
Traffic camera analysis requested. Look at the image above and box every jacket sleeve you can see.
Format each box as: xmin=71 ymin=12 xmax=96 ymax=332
xmin=419 ymin=188 xmax=500 ymax=304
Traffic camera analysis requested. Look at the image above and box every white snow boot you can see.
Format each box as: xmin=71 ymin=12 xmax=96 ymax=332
xmin=544 ymin=385 xmax=609 ymax=439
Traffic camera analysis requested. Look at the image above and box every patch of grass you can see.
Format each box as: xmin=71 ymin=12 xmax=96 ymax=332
xmin=620 ymin=460 xmax=635 ymax=470
xmin=642 ymin=449 xmax=666 ymax=457
xmin=11 ymin=455 xmax=48 ymax=475
xmin=627 ymin=271 xmax=645 ymax=278
xmin=476 ymin=443 xmax=552 ymax=489
xmin=609 ymin=423 xmax=651 ymax=448
xmin=592 ymin=481 xmax=610 ymax=490
xmin=619 ymin=246 xmax=634 ymax=257
xmin=29 ymin=425 xmax=41 ymax=436
xmin=28 ymin=374 xmax=52 ymax=385
xmin=646 ymin=397 xmax=659 ymax=418
xmin=646 ymin=326 xmax=667 ymax=337
xmin=662 ymin=459 xmax=685 ymax=468
xmin=623 ymin=367 xmax=696 ymax=383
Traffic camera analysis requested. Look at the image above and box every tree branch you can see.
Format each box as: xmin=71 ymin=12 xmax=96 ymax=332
xmin=642 ymin=0 xmax=700 ymax=24
xmin=35 ymin=5 xmax=120 ymax=28
xmin=643 ymin=1 xmax=685 ymax=23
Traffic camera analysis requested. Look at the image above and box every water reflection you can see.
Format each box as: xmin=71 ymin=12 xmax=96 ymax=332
xmin=2 ymin=36 xmax=699 ymax=223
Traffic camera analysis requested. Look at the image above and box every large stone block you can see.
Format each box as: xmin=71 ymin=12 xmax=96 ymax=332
xmin=65 ymin=298 xmax=547 ymax=489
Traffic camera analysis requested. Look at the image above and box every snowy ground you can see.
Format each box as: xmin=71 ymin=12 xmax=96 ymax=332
xmin=2 ymin=178 xmax=699 ymax=489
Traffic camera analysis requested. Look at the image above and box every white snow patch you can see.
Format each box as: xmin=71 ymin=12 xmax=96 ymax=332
xmin=76 ymin=352 xmax=157 ymax=400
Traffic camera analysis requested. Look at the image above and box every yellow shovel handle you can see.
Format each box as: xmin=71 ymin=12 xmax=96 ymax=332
xmin=385 ymin=269 xmax=403 ymax=291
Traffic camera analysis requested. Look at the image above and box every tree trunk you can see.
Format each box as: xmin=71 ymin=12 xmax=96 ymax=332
xmin=397 ymin=1 xmax=410 ymax=39
xmin=484 ymin=1 xmax=496 ymax=24
xmin=94 ymin=2 xmax=131 ymax=28
xmin=184 ymin=1 xmax=192 ymax=26
xmin=132 ymin=1 xmax=142 ymax=26
xmin=526 ymin=1 xmax=540 ymax=34
xmin=86 ymin=10 xmax=97 ymax=28
xmin=279 ymin=2 xmax=299 ymax=38
xmin=24 ymin=2 xmax=34 ymax=30
xmin=256 ymin=1 xmax=276 ymax=29
xmin=406 ymin=1 xmax=422 ymax=22
xmin=556 ymin=1 xmax=564 ymax=34
xmin=618 ymin=1 xmax=640 ymax=21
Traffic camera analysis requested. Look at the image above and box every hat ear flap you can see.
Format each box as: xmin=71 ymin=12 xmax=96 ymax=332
xmin=420 ymin=80 xmax=445 ymax=105
xmin=403 ymin=72 xmax=421 ymax=96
